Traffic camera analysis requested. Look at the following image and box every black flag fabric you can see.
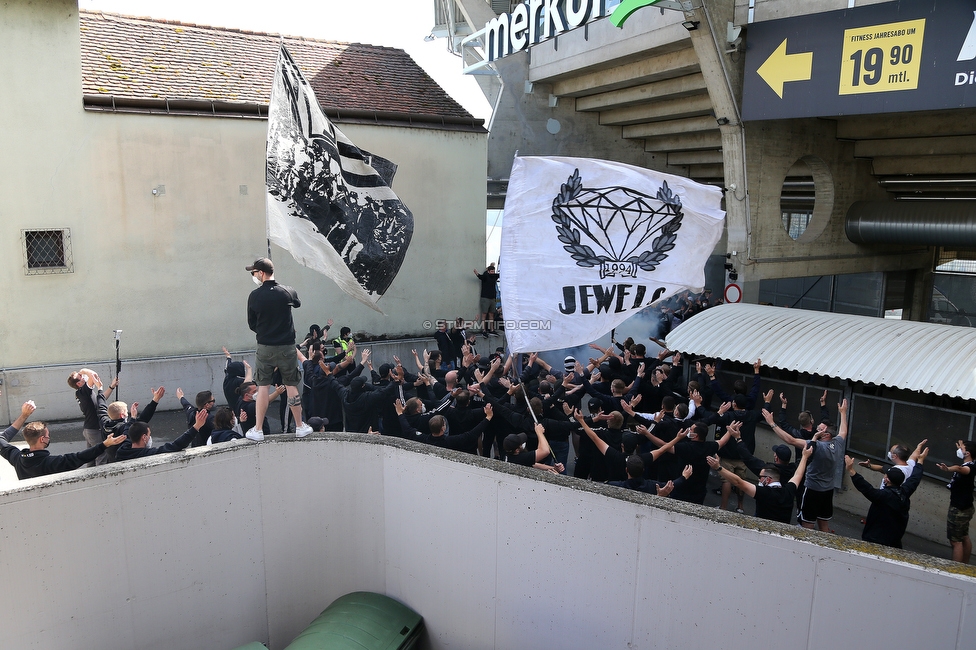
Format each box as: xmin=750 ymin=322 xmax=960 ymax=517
xmin=266 ymin=44 xmax=414 ymax=311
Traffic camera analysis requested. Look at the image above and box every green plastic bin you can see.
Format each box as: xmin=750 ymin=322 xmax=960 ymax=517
xmin=284 ymin=591 xmax=424 ymax=650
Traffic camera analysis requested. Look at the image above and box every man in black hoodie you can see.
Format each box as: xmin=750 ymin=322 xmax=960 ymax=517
xmin=100 ymin=387 xmax=166 ymax=463
xmin=1 ymin=401 xmax=126 ymax=479
xmin=114 ymin=409 xmax=208 ymax=462
xmin=221 ymin=347 xmax=249 ymax=409
xmin=846 ymin=449 xmax=927 ymax=549
xmin=333 ymin=370 xmax=402 ymax=433
xmin=67 ymin=369 xmax=118 ymax=466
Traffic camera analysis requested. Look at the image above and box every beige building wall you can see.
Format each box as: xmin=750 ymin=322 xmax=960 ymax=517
xmin=0 ymin=1 xmax=486 ymax=372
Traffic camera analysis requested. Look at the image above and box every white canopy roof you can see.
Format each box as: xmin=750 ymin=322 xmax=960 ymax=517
xmin=665 ymin=303 xmax=976 ymax=400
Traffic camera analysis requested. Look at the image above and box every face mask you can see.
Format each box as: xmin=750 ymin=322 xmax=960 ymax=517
xmin=252 ymin=275 xmax=261 ymax=286
xmin=146 ymin=436 xmax=153 ymax=448
xmin=887 ymin=451 xmax=895 ymax=461
xmin=958 ymin=448 xmax=966 ymax=460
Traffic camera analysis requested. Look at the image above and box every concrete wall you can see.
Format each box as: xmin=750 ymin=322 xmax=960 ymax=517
xmin=739 ymin=118 xmax=931 ymax=299
xmin=0 ymin=337 xmax=439 ymax=424
xmin=0 ymin=0 xmax=486 ymax=369
xmin=1 ymin=435 xmax=974 ymax=650
xmin=735 ymin=0 xmax=892 ymax=25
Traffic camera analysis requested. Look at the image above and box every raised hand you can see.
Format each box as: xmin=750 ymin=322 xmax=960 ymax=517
xmin=104 ymin=432 xmax=127 ymax=447
xmin=194 ymin=408 xmax=209 ymax=430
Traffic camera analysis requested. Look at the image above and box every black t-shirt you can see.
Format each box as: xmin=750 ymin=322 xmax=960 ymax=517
xmin=506 ymin=450 xmax=536 ymax=467
xmin=608 ymin=477 xmax=665 ymax=494
xmin=603 ymin=446 xmax=628 ymax=482
xmin=477 ymin=271 xmax=498 ymax=299
xmin=754 ymin=483 xmax=797 ymax=523
xmin=673 ymin=440 xmax=720 ymax=503
xmin=948 ymin=461 xmax=976 ymax=510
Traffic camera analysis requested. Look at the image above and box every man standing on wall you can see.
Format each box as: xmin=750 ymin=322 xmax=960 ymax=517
xmin=244 ymin=257 xmax=312 ymax=440
xmin=473 ymin=263 xmax=498 ymax=338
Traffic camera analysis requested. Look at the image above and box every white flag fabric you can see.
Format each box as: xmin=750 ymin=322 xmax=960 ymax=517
xmin=500 ymin=156 xmax=725 ymax=352
xmin=266 ymin=44 xmax=413 ymax=312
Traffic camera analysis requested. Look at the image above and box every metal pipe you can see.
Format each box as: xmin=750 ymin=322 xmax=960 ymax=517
xmin=846 ymin=201 xmax=976 ymax=246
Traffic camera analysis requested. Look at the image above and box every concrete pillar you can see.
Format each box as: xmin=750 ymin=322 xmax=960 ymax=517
xmin=681 ymin=0 xmax=751 ymax=296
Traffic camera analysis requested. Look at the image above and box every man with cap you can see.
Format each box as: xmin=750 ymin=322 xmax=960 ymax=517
xmin=244 ymin=257 xmax=312 ymax=441
xmin=504 ymin=422 xmax=562 ymax=472
xmin=846 ymin=444 xmax=928 ymax=548
xmin=306 ymin=416 xmax=328 ymax=433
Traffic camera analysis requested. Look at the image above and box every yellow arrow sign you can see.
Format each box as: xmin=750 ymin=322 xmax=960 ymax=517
xmin=757 ymin=39 xmax=813 ymax=98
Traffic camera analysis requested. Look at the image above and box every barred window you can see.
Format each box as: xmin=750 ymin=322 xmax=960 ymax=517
xmin=22 ymin=229 xmax=73 ymax=275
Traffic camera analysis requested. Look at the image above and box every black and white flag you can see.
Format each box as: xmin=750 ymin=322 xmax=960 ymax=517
xmin=266 ymin=44 xmax=413 ymax=311
xmin=501 ymin=156 xmax=725 ymax=352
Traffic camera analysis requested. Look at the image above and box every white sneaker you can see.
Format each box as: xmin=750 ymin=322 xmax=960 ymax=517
xmin=295 ymin=423 xmax=313 ymax=438
xmin=244 ymin=428 xmax=264 ymax=442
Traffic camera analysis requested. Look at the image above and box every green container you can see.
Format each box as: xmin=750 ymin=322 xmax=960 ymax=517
xmin=284 ymin=592 xmax=424 ymax=650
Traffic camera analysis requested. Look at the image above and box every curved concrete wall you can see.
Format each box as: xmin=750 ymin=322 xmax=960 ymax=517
xmin=1 ymin=436 xmax=974 ymax=650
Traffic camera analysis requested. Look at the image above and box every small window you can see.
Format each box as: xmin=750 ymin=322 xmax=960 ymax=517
xmin=22 ymin=229 xmax=73 ymax=275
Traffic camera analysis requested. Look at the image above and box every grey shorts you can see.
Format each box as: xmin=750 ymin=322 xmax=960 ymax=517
xmin=479 ymin=297 xmax=497 ymax=315
xmin=255 ymin=343 xmax=300 ymax=386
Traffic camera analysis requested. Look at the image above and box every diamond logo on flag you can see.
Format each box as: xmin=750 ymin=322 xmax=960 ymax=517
xmin=266 ymin=44 xmax=413 ymax=311
xmin=552 ymin=169 xmax=683 ymax=279
xmin=500 ymin=156 xmax=725 ymax=352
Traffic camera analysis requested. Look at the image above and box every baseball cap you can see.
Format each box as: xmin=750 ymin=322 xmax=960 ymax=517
xmin=885 ymin=467 xmax=906 ymax=487
xmin=245 ymin=257 xmax=274 ymax=274
xmin=771 ymin=444 xmax=792 ymax=462
xmin=503 ymin=432 xmax=528 ymax=453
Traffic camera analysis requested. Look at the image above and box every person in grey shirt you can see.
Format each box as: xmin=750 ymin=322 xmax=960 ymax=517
xmin=765 ymin=399 xmax=848 ymax=533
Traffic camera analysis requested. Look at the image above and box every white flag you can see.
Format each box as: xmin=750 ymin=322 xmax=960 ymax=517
xmin=500 ymin=156 xmax=725 ymax=352
xmin=266 ymin=44 xmax=413 ymax=312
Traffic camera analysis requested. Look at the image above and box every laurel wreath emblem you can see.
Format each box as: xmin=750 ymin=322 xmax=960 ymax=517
xmin=551 ymin=169 xmax=683 ymax=272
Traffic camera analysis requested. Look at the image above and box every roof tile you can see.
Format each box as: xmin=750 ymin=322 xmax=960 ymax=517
xmin=78 ymin=10 xmax=475 ymax=121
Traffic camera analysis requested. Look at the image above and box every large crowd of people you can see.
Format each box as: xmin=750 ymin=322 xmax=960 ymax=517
xmin=0 ymin=260 xmax=972 ymax=566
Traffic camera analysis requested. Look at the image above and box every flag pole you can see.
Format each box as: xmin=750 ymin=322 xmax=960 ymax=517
xmin=113 ymin=329 xmax=122 ymax=402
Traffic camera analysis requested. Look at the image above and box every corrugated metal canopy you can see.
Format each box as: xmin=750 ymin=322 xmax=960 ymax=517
xmin=665 ymin=303 xmax=976 ymax=400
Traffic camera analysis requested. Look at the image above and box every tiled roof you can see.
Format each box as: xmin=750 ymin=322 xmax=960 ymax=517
xmin=78 ymin=10 xmax=479 ymax=125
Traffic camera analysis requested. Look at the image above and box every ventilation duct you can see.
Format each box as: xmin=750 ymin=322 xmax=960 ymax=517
xmin=845 ymin=201 xmax=976 ymax=246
